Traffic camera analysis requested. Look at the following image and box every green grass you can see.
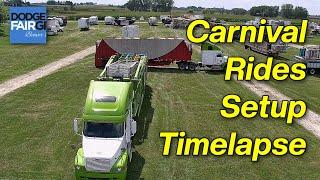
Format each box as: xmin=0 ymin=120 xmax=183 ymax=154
xmin=305 ymin=35 xmax=320 ymax=45
xmin=0 ymin=22 xmax=122 ymax=83
xmin=1 ymin=54 xmax=320 ymax=179
xmin=1 ymin=17 xmax=320 ymax=179
xmin=0 ymin=22 xmax=185 ymax=83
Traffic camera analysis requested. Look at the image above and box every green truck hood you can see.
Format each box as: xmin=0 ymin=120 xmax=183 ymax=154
xmin=83 ymin=80 xmax=132 ymax=123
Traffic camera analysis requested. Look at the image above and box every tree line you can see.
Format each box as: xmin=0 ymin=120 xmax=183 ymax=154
xmin=249 ymin=4 xmax=308 ymax=19
xmin=125 ymin=0 xmax=174 ymax=12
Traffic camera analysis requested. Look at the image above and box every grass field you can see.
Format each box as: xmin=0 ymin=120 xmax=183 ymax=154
xmin=0 ymin=22 xmax=189 ymax=83
xmin=1 ymin=16 xmax=320 ymax=179
xmin=1 ymin=52 xmax=320 ymax=179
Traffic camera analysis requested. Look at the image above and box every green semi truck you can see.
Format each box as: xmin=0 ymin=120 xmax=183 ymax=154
xmin=73 ymin=53 xmax=147 ymax=179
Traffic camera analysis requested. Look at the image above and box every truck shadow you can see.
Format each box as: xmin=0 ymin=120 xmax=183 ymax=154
xmin=127 ymin=85 xmax=154 ymax=180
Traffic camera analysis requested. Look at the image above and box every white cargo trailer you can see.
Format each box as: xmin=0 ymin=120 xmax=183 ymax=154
xmin=104 ymin=16 xmax=115 ymax=25
xmin=122 ymin=25 xmax=140 ymax=38
xmin=148 ymin=17 xmax=158 ymax=26
xmin=78 ymin=18 xmax=90 ymax=31
xmin=89 ymin=16 xmax=99 ymax=25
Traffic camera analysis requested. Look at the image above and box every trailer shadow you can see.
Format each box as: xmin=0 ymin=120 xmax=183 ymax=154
xmin=127 ymin=85 xmax=154 ymax=179
xmin=148 ymin=67 xmax=196 ymax=74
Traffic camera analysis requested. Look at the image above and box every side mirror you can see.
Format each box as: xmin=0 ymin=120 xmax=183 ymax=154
xmin=131 ymin=120 xmax=137 ymax=137
xmin=73 ymin=118 xmax=82 ymax=136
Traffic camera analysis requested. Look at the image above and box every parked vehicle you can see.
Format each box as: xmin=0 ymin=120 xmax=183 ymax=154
xmin=148 ymin=17 xmax=158 ymax=26
xmin=105 ymin=16 xmax=115 ymax=25
xmin=295 ymin=45 xmax=320 ymax=75
xmin=172 ymin=17 xmax=191 ymax=29
xmin=95 ymin=38 xmax=228 ymax=71
xmin=56 ymin=16 xmax=68 ymax=26
xmin=46 ymin=18 xmax=59 ymax=36
xmin=122 ymin=25 xmax=140 ymax=38
xmin=73 ymin=53 xmax=147 ymax=180
xmin=89 ymin=16 xmax=99 ymax=25
xmin=160 ymin=15 xmax=171 ymax=22
xmin=78 ymin=18 xmax=90 ymax=31
xmin=114 ymin=17 xmax=135 ymax=26
xmin=198 ymin=43 xmax=228 ymax=71
xmin=95 ymin=38 xmax=192 ymax=68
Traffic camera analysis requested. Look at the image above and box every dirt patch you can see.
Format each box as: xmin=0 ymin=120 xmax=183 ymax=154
xmin=0 ymin=46 xmax=95 ymax=98
xmin=237 ymin=78 xmax=320 ymax=139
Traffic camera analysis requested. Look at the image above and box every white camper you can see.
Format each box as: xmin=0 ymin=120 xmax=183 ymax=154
xmin=148 ymin=17 xmax=158 ymax=26
xmin=122 ymin=25 xmax=140 ymax=38
xmin=89 ymin=16 xmax=99 ymax=25
xmin=78 ymin=18 xmax=90 ymax=31
xmin=104 ymin=16 xmax=115 ymax=25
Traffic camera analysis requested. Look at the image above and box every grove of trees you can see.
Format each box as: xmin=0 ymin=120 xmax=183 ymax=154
xmin=125 ymin=0 xmax=174 ymax=12
xmin=249 ymin=4 xmax=308 ymax=19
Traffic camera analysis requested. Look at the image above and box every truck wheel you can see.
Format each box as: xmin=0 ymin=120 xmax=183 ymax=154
xmin=178 ymin=62 xmax=187 ymax=70
xmin=188 ymin=63 xmax=196 ymax=71
xmin=309 ymin=69 xmax=316 ymax=75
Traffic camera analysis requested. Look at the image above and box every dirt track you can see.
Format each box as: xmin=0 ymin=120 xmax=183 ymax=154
xmin=238 ymin=79 xmax=320 ymax=139
xmin=0 ymin=46 xmax=95 ymax=98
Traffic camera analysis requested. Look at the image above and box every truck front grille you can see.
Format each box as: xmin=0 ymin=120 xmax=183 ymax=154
xmin=85 ymin=158 xmax=111 ymax=172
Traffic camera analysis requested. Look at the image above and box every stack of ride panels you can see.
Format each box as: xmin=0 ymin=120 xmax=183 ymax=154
xmin=107 ymin=61 xmax=139 ymax=78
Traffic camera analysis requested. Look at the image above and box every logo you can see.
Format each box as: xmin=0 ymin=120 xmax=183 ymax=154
xmin=10 ymin=7 xmax=47 ymax=44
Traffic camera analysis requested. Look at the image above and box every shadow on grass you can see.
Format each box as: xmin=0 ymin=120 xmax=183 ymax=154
xmin=148 ymin=66 xmax=196 ymax=74
xmin=127 ymin=85 xmax=154 ymax=179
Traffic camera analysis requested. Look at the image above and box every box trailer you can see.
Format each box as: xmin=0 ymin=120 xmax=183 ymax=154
xmin=148 ymin=17 xmax=158 ymax=26
xmin=95 ymin=38 xmax=193 ymax=68
xmin=89 ymin=16 xmax=99 ymax=25
xmin=73 ymin=53 xmax=147 ymax=180
xmin=122 ymin=25 xmax=140 ymax=38
xmin=105 ymin=16 xmax=115 ymax=25
xmin=114 ymin=17 xmax=135 ymax=26
xmin=78 ymin=18 xmax=90 ymax=31
xmin=295 ymin=45 xmax=320 ymax=75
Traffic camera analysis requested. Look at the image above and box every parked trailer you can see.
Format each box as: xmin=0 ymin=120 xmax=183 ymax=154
xmin=46 ymin=18 xmax=60 ymax=36
xmin=148 ymin=17 xmax=158 ymax=26
xmin=89 ymin=16 xmax=99 ymax=25
xmin=105 ymin=16 xmax=115 ymax=25
xmin=114 ymin=17 xmax=135 ymax=26
xmin=73 ymin=53 xmax=147 ymax=180
xmin=95 ymin=38 xmax=193 ymax=68
xmin=78 ymin=18 xmax=90 ymax=31
xmin=122 ymin=25 xmax=140 ymax=38
xmin=295 ymin=45 xmax=320 ymax=75
xmin=56 ymin=16 xmax=67 ymax=26
xmin=244 ymin=41 xmax=287 ymax=56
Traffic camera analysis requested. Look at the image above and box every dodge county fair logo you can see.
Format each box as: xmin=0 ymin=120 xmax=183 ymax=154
xmin=10 ymin=7 xmax=46 ymax=44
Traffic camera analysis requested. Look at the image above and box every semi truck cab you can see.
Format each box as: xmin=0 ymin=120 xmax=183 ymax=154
xmin=73 ymin=54 xmax=147 ymax=180
xmin=200 ymin=43 xmax=228 ymax=70
xmin=73 ymin=81 xmax=137 ymax=179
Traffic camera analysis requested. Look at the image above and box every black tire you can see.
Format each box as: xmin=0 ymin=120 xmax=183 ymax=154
xmin=178 ymin=62 xmax=187 ymax=70
xmin=309 ymin=69 xmax=316 ymax=75
xmin=188 ymin=63 xmax=197 ymax=71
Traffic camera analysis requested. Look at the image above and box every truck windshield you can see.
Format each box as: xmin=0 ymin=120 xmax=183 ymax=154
xmin=83 ymin=122 xmax=124 ymax=138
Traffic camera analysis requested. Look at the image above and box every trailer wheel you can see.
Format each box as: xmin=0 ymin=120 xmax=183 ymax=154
xmin=178 ymin=62 xmax=187 ymax=70
xmin=188 ymin=63 xmax=197 ymax=71
xmin=309 ymin=69 xmax=316 ymax=75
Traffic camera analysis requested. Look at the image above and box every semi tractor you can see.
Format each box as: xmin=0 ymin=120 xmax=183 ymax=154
xmin=295 ymin=45 xmax=320 ymax=75
xmin=73 ymin=53 xmax=147 ymax=179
